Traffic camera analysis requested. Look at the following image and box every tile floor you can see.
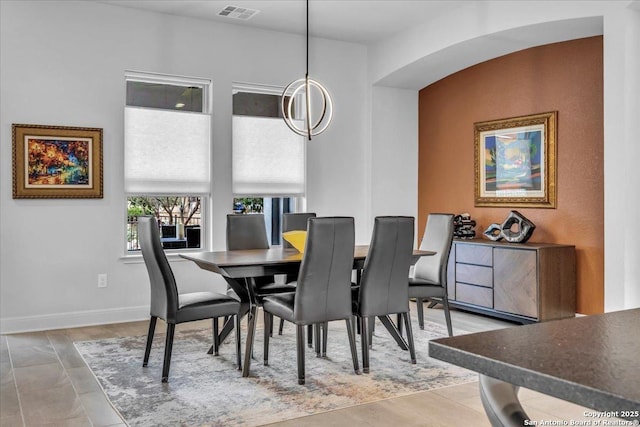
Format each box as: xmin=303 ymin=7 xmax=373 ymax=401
xmin=0 ymin=308 xmax=613 ymax=427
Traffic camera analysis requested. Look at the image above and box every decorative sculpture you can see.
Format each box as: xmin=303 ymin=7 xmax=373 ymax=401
xmin=454 ymin=213 xmax=477 ymax=239
xmin=483 ymin=210 xmax=536 ymax=243
xmin=483 ymin=223 xmax=502 ymax=241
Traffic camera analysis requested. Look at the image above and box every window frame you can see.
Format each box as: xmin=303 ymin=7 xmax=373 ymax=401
xmin=231 ymin=82 xmax=308 ymax=246
xmin=123 ymin=71 xmax=213 ymax=256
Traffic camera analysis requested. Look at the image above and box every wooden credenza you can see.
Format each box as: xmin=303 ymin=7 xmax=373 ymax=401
xmin=446 ymin=239 xmax=576 ymax=323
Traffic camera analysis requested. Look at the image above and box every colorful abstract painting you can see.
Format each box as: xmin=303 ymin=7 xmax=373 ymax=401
xmin=26 ymin=137 xmax=92 ymax=187
xmin=482 ymin=129 xmax=542 ymax=193
xmin=474 ymin=112 xmax=556 ymax=208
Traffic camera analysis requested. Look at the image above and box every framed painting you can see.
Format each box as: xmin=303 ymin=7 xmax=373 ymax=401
xmin=12 ymin=124 xmax=103 ymax=199
xmin=474 ymin=111 xmax=557 ymax=208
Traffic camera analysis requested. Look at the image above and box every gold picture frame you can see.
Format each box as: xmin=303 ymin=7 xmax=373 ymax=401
xmin=474 ymin=111 xmax=557 ymax=208
xmin=12 ymin=124 xmax=103 ymax=199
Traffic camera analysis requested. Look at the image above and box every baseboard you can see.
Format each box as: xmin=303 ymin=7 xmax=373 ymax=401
xmin=0 ymin=306 xmax=150 ymax=334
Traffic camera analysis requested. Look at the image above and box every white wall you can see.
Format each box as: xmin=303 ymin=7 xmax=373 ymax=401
xmin=370 ymin=87 xmax=418 ymax=237
xmin=610 ymin=5 xmax=640 ymax=310
xmin=0 ymin=1 xmax=369 ymax=332
xmin=368 ymin=0 xmax=640 ymax=311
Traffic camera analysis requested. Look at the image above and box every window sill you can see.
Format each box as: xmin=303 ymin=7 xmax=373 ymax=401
xmin=120 ymin=249 xmax=204 ymax=264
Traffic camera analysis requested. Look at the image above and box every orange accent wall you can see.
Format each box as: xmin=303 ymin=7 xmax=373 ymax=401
xmin=418 ymin=36 xmax=604 ymax=314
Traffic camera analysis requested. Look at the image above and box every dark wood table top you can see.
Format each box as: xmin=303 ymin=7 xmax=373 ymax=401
xmin=181 ymin=245 xmax=434 ymax=278
xmin=429 ymin=308 xmax=640 ymax=419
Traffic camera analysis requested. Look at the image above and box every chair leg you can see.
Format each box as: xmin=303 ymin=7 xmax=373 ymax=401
xmin=402 ymin=312 xmax=417 ymax=364
xmin=314 ymin=324 xmax=321 ymax=357
xmin=212 ymin=317 xmax=219 ymax=356
xmin=307 ymin=324 xmax=313 ymax=348
xmin=416 ymin=298 xmax=425 ymax=330
xmin=368 ymin=316 xmax=374 ymax=348
xmin=278 ymin=318 xmax=285 ymax=335
xmin=345 ymin=317 xmax=360 ymax=375
xmin=322 ymin=322 xmax=328 ymax=357
xmin=161 ymin=323 xmax=175 ymax=382
xmin=360 ymin=316 xmax=369 ymax=374
xmin=296 ymin=325 xmax=306 ymax=385
xmin=143 ymin=316 xmax=157 ymax=367
xmin=235 ymin=314 xmax=242 ymax=370
xmin=397 ymin=313 xmax=403 ymax=337
xmin=442 ymin=296 xmax=454 ymax=337
xmin=263 ymin=310 xmax=271 ymax=366
xmin=247 ymin=312 xmax=255 ymax=360
xmin=269 ymin=314 xmax=274 ymax=337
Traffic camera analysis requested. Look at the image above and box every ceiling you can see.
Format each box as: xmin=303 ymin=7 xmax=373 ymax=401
xmin=99 ymin=0 xmax=613 ymax=89
xmin=100 ymin=0 xmax=468 ymax=45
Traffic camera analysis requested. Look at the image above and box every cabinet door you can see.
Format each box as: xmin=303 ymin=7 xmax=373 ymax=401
xmin=494 ymin=248 xmax=537 ymax=318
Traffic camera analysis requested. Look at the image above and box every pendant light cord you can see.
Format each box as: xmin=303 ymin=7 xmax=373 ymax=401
xmin=305 ymin=0 xmax=310 ymax=139
xmin=281 ymin=0 xmax=333 ymax=139
xmin=306 ymin=0 xmax=309 ymax=79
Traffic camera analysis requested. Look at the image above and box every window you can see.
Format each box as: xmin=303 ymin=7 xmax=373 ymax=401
xmin=232 ymin=197 xmax=295 ymax=245
xmin=127 ymin=196 xmax=203 ymax=251
xmin=232 ymin=83 xmax=305 ymax=245
xmin=125 ymin=71 xmax=212 ymax=252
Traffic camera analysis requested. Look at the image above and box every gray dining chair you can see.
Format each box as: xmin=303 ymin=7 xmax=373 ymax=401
xmin=138 ymin=216 xmax=241 ymax=382
xmin=279 ymin=212 xmax=317 ymax=336
xmin=226 ymin=214 xmax=295 ymax=336
xmin=353 ymin=216 xmax=416 ymax=373
xmin=226 ymin=213 xmax=296 ymax=295
xmin=261 ymin=217 xmax=361 ymax=385
xmin=282 ymin=212 xmax=317 ymax=250
xmin=408 ymin=213 xmax=455 ymax=336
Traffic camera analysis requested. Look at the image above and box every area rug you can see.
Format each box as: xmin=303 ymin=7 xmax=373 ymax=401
xmin=75 ymin=317 xmax=475 ymax=427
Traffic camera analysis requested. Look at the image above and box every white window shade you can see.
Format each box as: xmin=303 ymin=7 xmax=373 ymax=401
xmin=232 ymin=116 xmax=305 ymax=196
xmin=125 ymin=107 xmax=211 ymax=194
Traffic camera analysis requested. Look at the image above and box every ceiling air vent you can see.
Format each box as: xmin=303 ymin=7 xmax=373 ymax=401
xmin=217 ymin=5 xmax=260 ymax=20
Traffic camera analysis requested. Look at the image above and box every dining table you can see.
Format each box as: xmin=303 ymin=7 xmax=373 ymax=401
xmin=181 ymin=245 xmax=434 ymax=377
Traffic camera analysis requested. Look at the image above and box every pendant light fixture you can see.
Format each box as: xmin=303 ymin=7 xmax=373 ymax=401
xmin=281 ymin=0 xmax=333 ymax=141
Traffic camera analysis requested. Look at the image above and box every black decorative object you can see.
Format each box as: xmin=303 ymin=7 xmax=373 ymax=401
xmin=483 ymin=210 xmax=536 ymax=243
xmin=454 ymin=213 xmax=477 ymax=239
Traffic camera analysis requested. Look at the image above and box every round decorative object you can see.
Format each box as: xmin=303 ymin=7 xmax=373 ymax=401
xmin=483 ymin=210 xmax=536 ymax=243
xmin=501 ymin=210 xmax=536 ymax=243
xmin=483 ymin=223 xmax=503 ymax=241
xmin=281 ymin=76 xmax=333 ymax=140
xmin=280 ymin=0 xmax=333 ymax=141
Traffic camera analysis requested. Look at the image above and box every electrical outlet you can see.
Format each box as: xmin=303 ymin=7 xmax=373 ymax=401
xmin=98 ymin=274 xmax=108 ymax=288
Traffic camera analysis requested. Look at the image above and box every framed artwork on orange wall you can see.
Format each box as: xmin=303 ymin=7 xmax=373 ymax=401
xmin=474 ymin=111 xmax=557 ymax=208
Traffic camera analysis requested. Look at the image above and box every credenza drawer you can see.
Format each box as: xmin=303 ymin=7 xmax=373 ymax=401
xmin=456 ymin=263 xmax=493 ymax=288
xmin=456 ymin=244 xmax=493 ymax=266
xmin=456 ymin=283 xmax=493 ymax=308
